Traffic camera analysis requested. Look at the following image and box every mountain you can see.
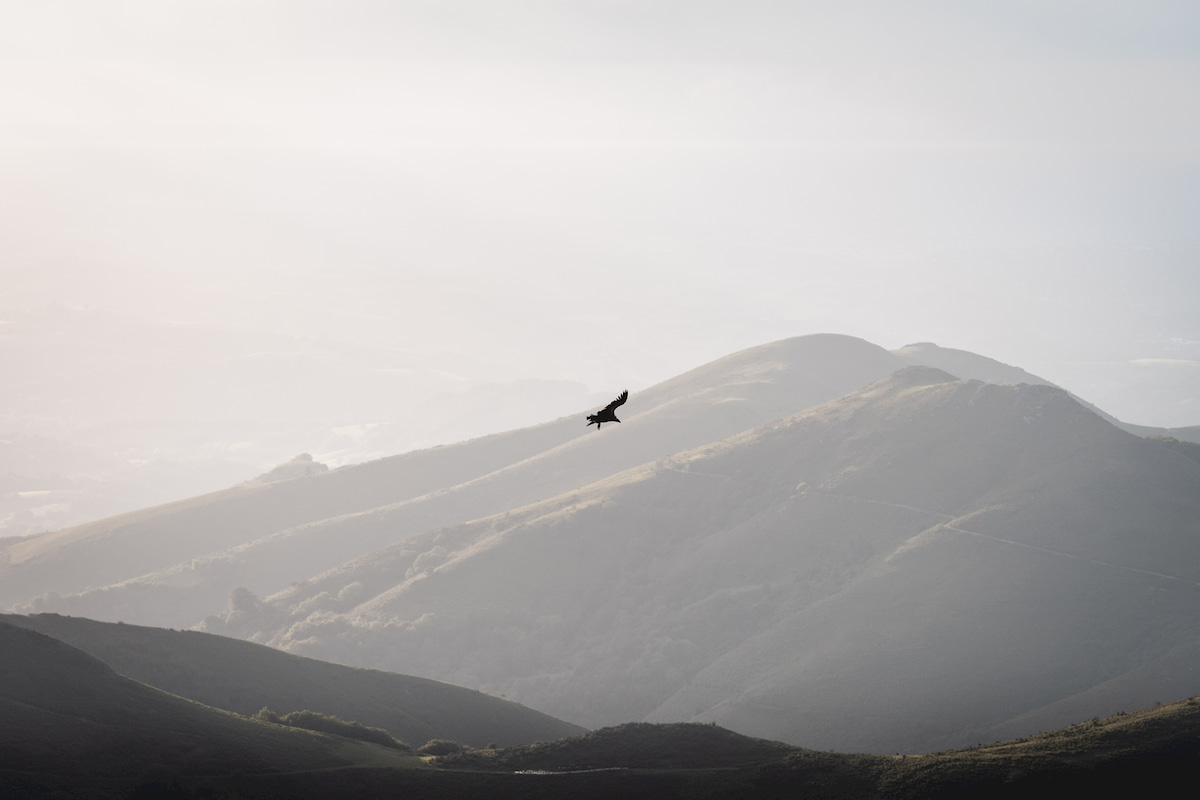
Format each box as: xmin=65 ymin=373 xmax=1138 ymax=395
xmin=0 ymin=612 xmax=583 ymax=748
xmin=196 ymin=367 xmax=1200 ymax=753
xmin=5 ymin=333 xmax=1198 ymax=755
xmin=2 ymin=334 xmax=913 ymax=626
xmin=10 ymin=335 xmax=1187 ymax=631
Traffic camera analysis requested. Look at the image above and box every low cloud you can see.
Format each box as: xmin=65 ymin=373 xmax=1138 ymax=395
xmin=1130 ymin=358 xmax=1200 ymax=367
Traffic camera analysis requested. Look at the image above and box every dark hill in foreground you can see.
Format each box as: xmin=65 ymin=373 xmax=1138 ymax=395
xmin=0 ymin=620 xmax=422 ymax=799
xmin=0 ymin=613 xmax=582 ymax=748
xmin=5 ymin=618 xmax=1198 ymax=799
xmin=429 ymin=709 xmax=1200 ymax=798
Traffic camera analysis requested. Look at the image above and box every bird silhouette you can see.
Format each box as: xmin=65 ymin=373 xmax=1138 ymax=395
xmin=587 ymin=390 xmax=628 ymax=429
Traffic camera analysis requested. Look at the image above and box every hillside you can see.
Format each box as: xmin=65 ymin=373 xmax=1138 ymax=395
xmin=5 ymin=620 xmax=1197 ymax=800
xmin=0 ymin=613 xmax=583 ymax=748
xmin=5 ymin=334 xmax=1198 ymax=757
xmin=7 ymin=334 xmax=1190 ymax=633
xmin=431 ymin=706 xmax=1200 ymax=798
xmin=0 ymin=410 xmax=587 ymax=613
xmin=3 ymin=334 xmax=911 ymax=626
xmin=0 ymin=620 xmax=422 ymax=798
xmin=201 ymin=367 xmax=1200 ymax=753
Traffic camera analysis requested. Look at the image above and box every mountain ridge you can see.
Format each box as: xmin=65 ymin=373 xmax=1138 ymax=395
xmin=7 ymin=334 xmax=1192 ymax=627
xmin=5 ymin=334 xmax=1198 ymax=755
xmin=5 ymin=334 xmax=911 ymax=625
xmin=195 ymin=368 xmax=1200 ymax=751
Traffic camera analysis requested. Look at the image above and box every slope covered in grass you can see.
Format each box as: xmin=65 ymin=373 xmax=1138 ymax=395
xmin=5 ymin=615 xmax=1197 ymax=799
xmin=430 ymin=703 xmax=1200 ymax=799
xmin=0 ymin=621 xmax=424 ymax=798
xmin=1 ymin=613 xmax=583 ymax=748
xmin=203 ymin=368 xmax=1200 ymax=752
xmin=3 ymin=334 xmax=910 ymax=627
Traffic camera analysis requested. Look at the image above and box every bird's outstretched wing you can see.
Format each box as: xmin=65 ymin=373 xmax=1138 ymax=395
xmin=586 ymin=390 xmax=629 ymax=427
xmin=603 ymin=390 xmax=629 ymax=414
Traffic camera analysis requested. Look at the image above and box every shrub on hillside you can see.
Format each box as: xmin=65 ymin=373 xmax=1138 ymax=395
xmin=253 ymin=707 xmax=410 ymax=751
xmin=418 ymin=738 xmax=463 ymax=756
xmin=253 ymin=706 xmax=281 ymax=724
xmin=281 ymin=710 xmax=411 ymax=751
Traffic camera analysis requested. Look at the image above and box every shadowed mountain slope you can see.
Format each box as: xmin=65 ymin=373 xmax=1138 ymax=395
xmin=432 ymin=707 xmax=1200 ymax=799
xmin=0 ymin=613 xmax=583 ymax=748
xmin=0 ymin=620 xmax=420 ymax=797
xmin=6 ymin=616 xmax=1200 ymax=799
xmin=201 ymin=368 xmax=1200 ymax=753
xmin=5 ymin=334 xmax=915 ymax=627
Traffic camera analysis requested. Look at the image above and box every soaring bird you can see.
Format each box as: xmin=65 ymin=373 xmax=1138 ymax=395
xmin=587 ymin=390 xmax=628 ymax=429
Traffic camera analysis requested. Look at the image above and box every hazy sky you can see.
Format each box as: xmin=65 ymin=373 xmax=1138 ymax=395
xmin=3 ymin=1 xmax=1199 ymax=427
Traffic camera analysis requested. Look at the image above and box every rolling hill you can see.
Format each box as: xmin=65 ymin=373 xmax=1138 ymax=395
xmin=5 ymin=616 xmax=1199 ymax=798
xmin=0 ymin=613 xmax=583 ymax=749
xmin=0 ymin=619 xmax=422 ymax=798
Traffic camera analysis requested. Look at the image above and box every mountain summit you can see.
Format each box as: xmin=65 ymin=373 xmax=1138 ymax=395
xmin=3 ymin=334 xmax=908 ymax=623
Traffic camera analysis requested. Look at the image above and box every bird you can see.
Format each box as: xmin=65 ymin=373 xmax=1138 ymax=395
xmin=587 ymin=390 xmax=628 ymax=429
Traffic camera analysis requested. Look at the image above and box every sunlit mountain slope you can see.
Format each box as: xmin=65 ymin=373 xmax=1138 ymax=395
xmin=201 ymin=368 xmax=1200 ymax=753
xmin=4 ymin=334 xmax=909 ymax=625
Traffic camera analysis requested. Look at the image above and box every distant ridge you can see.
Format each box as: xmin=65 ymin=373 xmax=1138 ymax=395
xmin=0 ymin=410 xmax=589 ymax=611
xmin=893 ymin=341 xmax=1200 ymax=442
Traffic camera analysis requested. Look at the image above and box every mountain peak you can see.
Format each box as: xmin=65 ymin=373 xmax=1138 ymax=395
xmin=871 ymin=364 xmax=960 ymax=389
xmin=892 ymin=341 xmax=1051 ymax=387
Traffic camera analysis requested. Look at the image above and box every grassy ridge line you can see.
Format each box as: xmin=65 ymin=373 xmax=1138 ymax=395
xmin=864 ymin=698 xmax=1200 ymax=798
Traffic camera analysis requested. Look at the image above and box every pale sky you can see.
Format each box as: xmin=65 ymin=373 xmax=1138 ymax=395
xmin=3 ymin=1 xmax=1199 ymax=431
